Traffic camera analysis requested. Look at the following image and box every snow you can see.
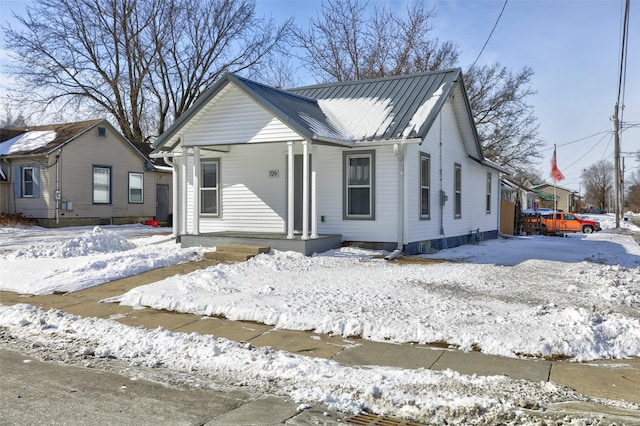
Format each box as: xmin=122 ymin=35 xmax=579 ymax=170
xmin=1 ymin=216 xmax=640 ymax=422
xmin=317 ymin=97 xmax=394 ymax=141
xmin=0 ymin=130 xmax=56 ymax=155
xmin=402 ymin=83 xmax=445 ymax=138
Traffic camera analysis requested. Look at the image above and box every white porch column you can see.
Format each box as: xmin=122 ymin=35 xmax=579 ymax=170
xmin=180 ymin=145 xmax=188 ymax=236
xmin=301 ymin=141 xmax=309 ymax=240
xmin=287 ymin=141 xmax=294 ymax=239
xmin=192 ymin=146 xmax=200 ymax=236
xmin=311 ymin=143 xmax=318 ymax=239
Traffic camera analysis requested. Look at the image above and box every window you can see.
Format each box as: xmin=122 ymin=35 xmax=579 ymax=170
xmin=454 ymin=163 xmax=462 ymax=218
xmin=420 ymin=153 xmax=430 ymax=219
xmin=93 ymin=166 xmax=112 ymax=204
xmin=12 ymin=165 xmax=39 ymax=198
xmin=486 ymin=172 xmax=492 ymax=213
xmin=344 ymin=151 xmax=375 ymax=219
xmin=129 ymin=172 xmax=144 ymax=203
xmin=200 ymin=160 xmax=219 ymax=215
xmin=22 ymin=167 xmax=35 ymax=197
xmin=98 ymin=127 xmax=106 ymax=137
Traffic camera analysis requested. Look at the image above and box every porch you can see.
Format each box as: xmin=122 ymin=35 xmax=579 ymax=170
xmin=179 ymin=232 xmax=343 ymax=256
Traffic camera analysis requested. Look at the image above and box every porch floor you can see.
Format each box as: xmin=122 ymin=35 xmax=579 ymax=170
xmin=179 ymin=232 xmax=343 ymax=256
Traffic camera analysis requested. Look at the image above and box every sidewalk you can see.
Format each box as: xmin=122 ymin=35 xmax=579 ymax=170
xmin=2 ymin=258 xmax=639 ymax=423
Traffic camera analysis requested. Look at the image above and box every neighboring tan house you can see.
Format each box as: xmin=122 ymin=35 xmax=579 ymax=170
xmin=0 ymin=119 xmax=172 ymax=227
xmin=152 ymin=69 xmax=506 ymax=255
xmin=531 ymin=183 xmax=578 ymax=212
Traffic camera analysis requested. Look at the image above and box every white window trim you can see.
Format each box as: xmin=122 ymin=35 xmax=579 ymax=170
xmin=93 ymin=165 xmax=112 ymax=204
xmin=22 ymin=166 xmax=35 ymax=198
xmin=128 ymin=172 xmax=144 ymax=204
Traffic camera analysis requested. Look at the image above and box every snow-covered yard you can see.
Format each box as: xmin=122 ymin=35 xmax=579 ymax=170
xmin=1 ymin=216 xmax=639 ymax=423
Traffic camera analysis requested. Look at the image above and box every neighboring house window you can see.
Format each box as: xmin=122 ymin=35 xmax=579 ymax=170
xmin=200 ymin=160 xmax=219 ymax=215
xmin=420 ymin=153 xmax=430 ymax=219
xmin=12 ymin=165 xmax=40 ymax=198
xmin=454 ymin=163 xmax=462 ymax=218
xmin=93 ymin=165 xmax=112 ymax=204
xmin=486 ymin=173 xmax=492 ymax=213
xmin=129 ymin=172 xmax=144 ymax=203
xmin=22 ymin=167 xmax=35 ymax=197
xmin=98 ymin=127 xmax=106 ymax=137
xmin=344 ymin=150 xmax=375 ymax=219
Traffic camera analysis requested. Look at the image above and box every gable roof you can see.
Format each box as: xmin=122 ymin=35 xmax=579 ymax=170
xmin=153 ymin=69 xmax=484 ymax=160
xmin=0 ymin=119 xmax=103 ymax=156
xmin=0 ymin=119 xmax=151 ymax=166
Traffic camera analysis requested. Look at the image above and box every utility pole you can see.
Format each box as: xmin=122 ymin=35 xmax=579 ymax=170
xmin=613 ymin=104 xmax=621 ymax=229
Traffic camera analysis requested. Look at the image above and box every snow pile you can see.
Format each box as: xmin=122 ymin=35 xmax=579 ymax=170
xmin=0 ymin=228 xmax=203 ymax=295
xmin=11 ymin=226 xmax=136 ymax=258
xmin=2 ymin=303 xmax=619 ymax=424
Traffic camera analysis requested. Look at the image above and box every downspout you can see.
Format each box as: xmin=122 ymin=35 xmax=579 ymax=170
xmin=55 ymin=154 xmax=60 ymax=225
xmin=439 ymin=113 xmax=448 ymax=249
xmin=387 ymin=139 xmax=406 ymax=259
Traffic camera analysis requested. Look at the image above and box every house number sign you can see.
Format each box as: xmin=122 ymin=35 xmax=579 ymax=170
xmin=269 ymin=169 xmax=279 ymax=178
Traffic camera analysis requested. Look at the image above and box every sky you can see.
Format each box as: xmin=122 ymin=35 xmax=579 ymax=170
xmin=1 ymin=0 xmax=639 ymax=194
xmin=1 ymin=219 xmax=639 ymax=422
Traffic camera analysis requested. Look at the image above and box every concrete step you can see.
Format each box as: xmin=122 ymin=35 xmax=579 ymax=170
xmin=203 ymin=244 xmax=270 ymax=263
xmin=214 ymin=244 xmax=270 ymax=255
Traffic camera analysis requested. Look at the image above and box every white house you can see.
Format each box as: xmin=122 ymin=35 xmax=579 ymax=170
xmin=152 ymin=69 xmax=505 ymax=255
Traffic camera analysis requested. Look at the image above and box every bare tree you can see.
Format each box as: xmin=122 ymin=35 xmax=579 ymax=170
xmin=0 ymin=105 xmax=28 ymax=128
xmin=2 ymin=0 xmax=290 ymax=144
xmin=582 ymin=160 xmax=614 ymax=209
xmin=626 ymin=169 xmax=640 ymax=213
xmin=292 ymin=0 xmax=458 ymax=82
xmin=464 ymin=64 xmax=544 ymax=171
xmin=293 ymin=0 xmax=543 ymax=173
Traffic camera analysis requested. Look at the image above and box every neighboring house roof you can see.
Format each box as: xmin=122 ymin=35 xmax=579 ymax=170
xmin=0 ymin=119 xmax=153 ymax=167
xmin=153 ymin=69 xmax=484 ymax=162
xmin=532 ymin=183 xmax=576 ymax=194
xmin=531 ymin=188 xmax=555 ymax=201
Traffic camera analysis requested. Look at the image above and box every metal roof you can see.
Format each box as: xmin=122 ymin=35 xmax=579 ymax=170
xmin=153 ymin=69 xmax=476 ymax=152
xmin=290 ymin=69 xmax=461 ymax=141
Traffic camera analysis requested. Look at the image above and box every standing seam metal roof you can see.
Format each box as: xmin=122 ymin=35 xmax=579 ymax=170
xmin=153 ymin=68 xmax=466 ymax=150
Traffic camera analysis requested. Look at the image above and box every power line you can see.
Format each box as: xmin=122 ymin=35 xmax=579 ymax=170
xmin=470 ymin=0 xmax=508 ymax=69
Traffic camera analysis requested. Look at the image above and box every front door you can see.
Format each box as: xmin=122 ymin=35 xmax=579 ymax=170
xmin=156 ymin=184 xmax=169 ymax=222
xmin=293 ymin=154 xmax=311 ymax=232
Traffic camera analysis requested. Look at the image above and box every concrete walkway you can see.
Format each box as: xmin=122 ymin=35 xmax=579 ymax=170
xmin=2 ymin=258 xmax=639 ymax=422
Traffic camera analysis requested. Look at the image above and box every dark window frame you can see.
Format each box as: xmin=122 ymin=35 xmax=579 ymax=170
xmin=420 ymin=152 xmax=431 ymax=219
xmin=343 ymin=150 xmax=375 ymax=220
xmin=454 ymin=163 xmax=462 ymax=218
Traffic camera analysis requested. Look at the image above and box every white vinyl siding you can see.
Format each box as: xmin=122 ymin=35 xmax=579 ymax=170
xmin=128 ymin=172 xmax=144 ymax=203
xmin=182 ymin=84 xmax=302 ymax=147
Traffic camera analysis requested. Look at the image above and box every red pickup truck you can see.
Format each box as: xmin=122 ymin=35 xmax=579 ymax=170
xmin=524 ymin=211 xmax=601 ymax=234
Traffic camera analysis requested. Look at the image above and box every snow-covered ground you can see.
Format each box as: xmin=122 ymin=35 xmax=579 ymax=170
xmin=1 ymin=216 xmax=639 ymax=423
